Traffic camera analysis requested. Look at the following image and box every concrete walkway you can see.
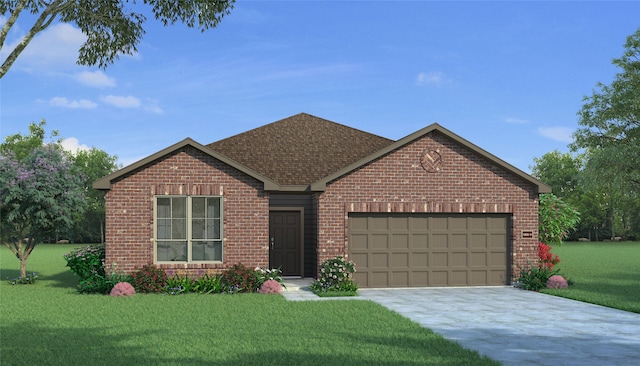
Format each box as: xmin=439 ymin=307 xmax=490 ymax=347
xmin=282 ymin=281 xmax=640 ymax=365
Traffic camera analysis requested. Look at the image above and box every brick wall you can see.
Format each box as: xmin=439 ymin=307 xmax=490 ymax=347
xmin=104 ymin=146 xmax=269 ymax=276
xmin=317 ymin=131 xmax=540 ymax=283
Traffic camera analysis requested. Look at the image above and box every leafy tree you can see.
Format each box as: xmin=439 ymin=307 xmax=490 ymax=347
xmin=71 ymin=148 xmax=119 ymax=243
xmin=538 ymin=193 xmax=580 ymax=245
xmin=0 ymin=0 xmax=235 ymax=78
xmin=0 ymin=119 xmax=59 ymax=160
xmin=572 ymin=27 xmax=640 ymax=189
xmin=531 ymin=150 xmax=584 ymax=199
xmin=0 ymin=145 xmax=85 ymax=279
xmin=572 ymin=27 xmax=640 ymax=239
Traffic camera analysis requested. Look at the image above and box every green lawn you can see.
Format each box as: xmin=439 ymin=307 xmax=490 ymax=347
xmin=1 ymin=244 xmax=497 ymax=366
xmin=541 ymin=241 xmax=640 ymax=313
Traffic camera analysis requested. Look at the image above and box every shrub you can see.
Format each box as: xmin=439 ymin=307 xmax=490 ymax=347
xmin=221 ymin=263 xmax=259 ymax=293
xmin=516 ymin=266 xmax=558 ymax=291
xmin=311 ymin=256 xmax=358 ymax=296
xmin=547 ymin=275 xmax=569 ymax=289
xmin=131 ymin=264 xmax=167 ymax=293
xmin=110 ymin=282 xmax=136 ymax=296
xmin=259 ymin=279 xmax=283 ymax=294
xmin=64 ymin=245 xmax=105 ymax=280
xmin=77 ymin=272 xmax=132 ymax=295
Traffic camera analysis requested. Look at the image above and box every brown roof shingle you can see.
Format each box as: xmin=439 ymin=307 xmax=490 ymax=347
xmin=207 ymin=113 xmax=394 ymax=186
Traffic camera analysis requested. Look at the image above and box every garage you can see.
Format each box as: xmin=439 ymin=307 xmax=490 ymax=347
xmin=348 ymin=213 xmax=510 ymax=288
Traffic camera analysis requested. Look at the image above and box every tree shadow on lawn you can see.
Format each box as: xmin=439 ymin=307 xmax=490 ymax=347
xmin=0 ymin=321 xmax=452 ymax=366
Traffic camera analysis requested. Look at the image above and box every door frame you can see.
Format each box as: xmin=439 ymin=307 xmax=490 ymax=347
xmin=269 ymin=207 xmax=305 ymax=278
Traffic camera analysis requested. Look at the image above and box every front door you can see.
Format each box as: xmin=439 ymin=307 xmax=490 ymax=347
xmin=269 ymin=211 xmax=301 ymax=276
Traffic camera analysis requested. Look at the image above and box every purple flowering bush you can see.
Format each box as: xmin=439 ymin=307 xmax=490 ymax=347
xmin=110 ymin=282 xmax=136 ymax=296
xmin=259 ymin=279 xmax=283 ymax=294
xmin=310 ymin=256 xmax=358 ymax=296
xmin=547 ymin=275 xmax=569 ymax=289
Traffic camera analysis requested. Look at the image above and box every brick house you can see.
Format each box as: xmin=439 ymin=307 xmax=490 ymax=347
xmin=94 ymin=113 xmax=550 ymax=287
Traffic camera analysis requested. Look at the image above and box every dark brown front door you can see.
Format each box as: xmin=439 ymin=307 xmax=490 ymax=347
xmin=269 ymin=211 xmax=301 ymax=276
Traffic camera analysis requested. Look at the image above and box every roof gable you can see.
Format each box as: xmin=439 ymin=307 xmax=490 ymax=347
xmin=93 ymin=138 xmax=279 ymax=191
xmin=207 ymin=113 xmax=393 ymax=187
xmin=311 ymin=123 xmax=552 ymax=194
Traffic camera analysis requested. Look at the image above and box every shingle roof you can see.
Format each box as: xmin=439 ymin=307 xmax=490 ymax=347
xmin=207 ymin=113 xmax=394 ymax=186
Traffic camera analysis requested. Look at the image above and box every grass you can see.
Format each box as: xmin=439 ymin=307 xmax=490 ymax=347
xmin=541 ymin=241 xmax=640 ymax=313
xmin=1 ymin=244 xmax=498 ymax=366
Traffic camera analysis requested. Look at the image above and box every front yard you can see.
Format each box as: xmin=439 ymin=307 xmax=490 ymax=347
xmin=1 ymin=244 xmax=497 ymax=366
xmin=541 ymin=241 xmax=640 ymax=313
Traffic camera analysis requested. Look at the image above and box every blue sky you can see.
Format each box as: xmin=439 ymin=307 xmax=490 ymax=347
xmin=1 ymin=1 xmax=638 ymax=173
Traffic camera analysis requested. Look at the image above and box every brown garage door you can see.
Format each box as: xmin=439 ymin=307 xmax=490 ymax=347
xmin=348 ymin=213 xmax=509 ymax=288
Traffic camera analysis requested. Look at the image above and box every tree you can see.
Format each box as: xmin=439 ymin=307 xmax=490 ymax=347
xmin=0 ymin=0 xmax=235 ymax=78
xmin=0 ymin=119 xmax=59 ymax=160
xmin=0 ymin=145 xmax=85 ymax=279
xmin=531 ymin=150 xmax=584 ymax=199
xmin=572 ymin=27 xmax=640 ymax=189
xmin=71 ymin=148 xmax=119 ymax=243
xmin=572 ymin=27 xmax=640 ymax=239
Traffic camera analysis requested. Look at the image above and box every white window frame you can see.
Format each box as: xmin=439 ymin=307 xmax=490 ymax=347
xmin=154 ymin=195 xmax=223 ymax=263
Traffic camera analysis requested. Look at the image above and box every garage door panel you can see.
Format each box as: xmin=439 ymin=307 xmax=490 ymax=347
xmin=371 ymin=272 xmax=389 ymax=287
xmin=391 ymin=271 xmax=409 ymax=287
xmin=451 ymin=234 xmax=468 ymax=248
xmin=349 ymin=214 xmax=509 ymax=288
xmin=432 ymin=234 xmax=448 ymax=248
xmin=371 ymin=253 xmax=388 ymax=267
xmin=391 ymin=234 xmax=409 ymax=249
xmin=411 ymin=252 xmax=428 ymax=267
xmin=391 ymin=252 xmax=409 ymax=268
xmin=431 ymin=251 xmax=448 ymax=266
xmin=371 ymin=234 xmax=389 ymax=249
xmin=350 ymin=234 xmax=368 ymax=250
xmin=452 ymin=252 xmax=468 ymax=266
xmin=412 ymin=234 xmax=428 ymax=249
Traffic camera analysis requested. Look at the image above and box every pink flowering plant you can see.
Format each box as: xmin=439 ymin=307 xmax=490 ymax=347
xmin=259 ymin=279 xmax=283 ymax=294
xmin=110 ymin=282 xmax=136 ymax=296
xmin=547 ymin=275 xmax=569 ymax=289
xmin=311 ymin=256 xmax=358 ymax=297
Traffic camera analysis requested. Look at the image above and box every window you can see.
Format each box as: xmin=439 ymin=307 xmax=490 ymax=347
xmin=155 ymin=196 xmax=222 ymax=262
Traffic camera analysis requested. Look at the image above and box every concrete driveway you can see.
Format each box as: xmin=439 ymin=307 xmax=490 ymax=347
xmin=358 ymin=287 xmax=640 ymax=366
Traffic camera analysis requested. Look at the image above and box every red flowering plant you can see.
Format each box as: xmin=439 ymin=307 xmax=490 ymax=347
xmin=538 ymin=242 xmax=560 ymax=270
xmin=516 ymin=242 xmax=563 ymax=291
xmin=131 ymin=264 xmax=167 ymax=293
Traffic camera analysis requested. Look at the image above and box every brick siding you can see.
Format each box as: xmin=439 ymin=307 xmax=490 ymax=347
xmin=104 ymin=146 xmax=269 ymax=276
xmin=317 ymin=131 xmax=540 ymax=283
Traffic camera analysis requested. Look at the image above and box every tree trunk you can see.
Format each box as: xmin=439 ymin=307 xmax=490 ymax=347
xmin=20 ymin=255 xmax=27 ymax=279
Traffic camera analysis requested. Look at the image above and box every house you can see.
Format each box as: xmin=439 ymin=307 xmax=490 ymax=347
xmin=94 ymin=113 xmax=551 ymax=287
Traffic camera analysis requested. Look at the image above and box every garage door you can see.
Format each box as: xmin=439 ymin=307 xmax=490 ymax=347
xmin=348 ymin=213 xmax=509 ymax=287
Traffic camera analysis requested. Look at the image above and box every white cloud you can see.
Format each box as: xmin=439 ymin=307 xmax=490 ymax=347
xmin=75 ymin=71 xmax=116 ymax=87
xmin=101 ymin=95 xmax=141 ymax=108
xmin=538 ymin=126 xmax=574 ymax=143
xmin=144 ymin=99 xmax=164 ymax=114
xmin=50 ymin=97 xmax=97 ymax=109
xmin=61 ymin=137 xmax=90 ymax=154
xmin=505 ymin=117 xmax=529 ymax=124
xmin=416 ymin=71 xmax=449 ymax=86
xmin=8 ymin=23 xmax=86 ymax=71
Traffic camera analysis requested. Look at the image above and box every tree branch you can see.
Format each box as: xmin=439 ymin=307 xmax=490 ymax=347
xmin=0 ymin=0 xmax=70 ymax=79
xmin=0 ymin=0 xmax=29 ymax=50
